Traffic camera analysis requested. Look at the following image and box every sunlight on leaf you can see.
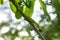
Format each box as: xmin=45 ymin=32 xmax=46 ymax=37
xmin=23 ymin=0 xmax=35 ymax=17
xmin=10 ymin=2 xmax=16 ymax=13
xmin=10 ymin=1 xmax=22 ymax=19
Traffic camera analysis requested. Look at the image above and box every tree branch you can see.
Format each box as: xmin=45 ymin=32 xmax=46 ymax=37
xmin=9 ymin=0 xmax=46 ymax=40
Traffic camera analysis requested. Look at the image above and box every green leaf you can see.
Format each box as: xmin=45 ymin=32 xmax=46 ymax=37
xmin=23 ymin=6 xmax=32 ymax=17
xmin=15 ymin=11 xmax=22 ymax=19
xmin=0 ymin=0 xmax=4 ymax=4
xmin=10 ymin=2 xmax=22 ymax=19
xmin=15 ymin=0 xmax=20 ymax=4
xmin=10 ymin=2 xmax=16 ymax=13
xmin=23 ymin=0 xmax=35 ymax=17
xmin=39 ymin=0 xmax=47 ymax=14
xmin=25 ymin=1 xmax=31 ymax=8
xmin=38 ymin=0 xmax=50 ymax=21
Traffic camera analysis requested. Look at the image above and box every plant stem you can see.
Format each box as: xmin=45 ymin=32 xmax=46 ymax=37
xmin=9 ymin=0 xmax=46 ymax=40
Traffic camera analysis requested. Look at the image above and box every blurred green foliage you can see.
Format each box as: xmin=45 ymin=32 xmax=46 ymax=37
xmin=0 ymin=0 xmax=4 ymax=4
xmin=0 ymin=0 xmax=60 ymax=40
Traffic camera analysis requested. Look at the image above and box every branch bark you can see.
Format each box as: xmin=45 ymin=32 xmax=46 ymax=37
xmin=9 ymin=0 xmax=46 ymax=40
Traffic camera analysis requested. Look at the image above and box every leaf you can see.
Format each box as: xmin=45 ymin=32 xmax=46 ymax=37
xmin=15 ymin=11 xmax=22 ymax=19
xmin=25 ymin=1 xmax=31 ymax=8
xmin=23 ymin=0 xmax=35 ymax=17
xmin=23 ymin=6 xmax=31 ymax=17
xmin=39 ymin=0 xmax=47 ymax=15
xmin=38 ymin=0 xmax=50 ymax=21
xmin=10 ymin=2 xmax=16 ymax=13
xmin=0 ymin=0 xmax=4 ymax=4
xmin=10 ymin=2 xmax=22 ymax=19
xmin=15 ymin=0 xmax=20 ymax=4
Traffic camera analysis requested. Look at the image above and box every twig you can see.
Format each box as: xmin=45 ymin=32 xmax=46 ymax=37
xmin=9 ymin=0 xmax=46 ymax=40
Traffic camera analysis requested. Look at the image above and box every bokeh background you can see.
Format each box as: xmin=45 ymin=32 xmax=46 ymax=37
xmin=0 ymin=0 xmax=60 ymax=40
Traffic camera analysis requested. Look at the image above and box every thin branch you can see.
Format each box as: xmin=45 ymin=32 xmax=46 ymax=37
xmin=9 ymin=0 xmax=46 ymax=40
